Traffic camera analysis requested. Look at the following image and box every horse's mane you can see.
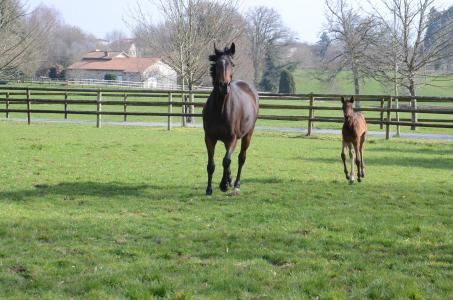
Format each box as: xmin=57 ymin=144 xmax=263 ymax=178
xmin=209 ymin=54 xmax=219 ymax=85
xmin=209 ymin=46 xmax=235 ymax=85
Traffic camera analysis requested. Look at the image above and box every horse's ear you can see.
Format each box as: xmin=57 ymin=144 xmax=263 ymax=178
xmin=350 ymin=96 xmax=355 ymax=103
xmin=230 ymin=43 xmax=235 ymax=56
xmin=214 ymin=43 xmax=221 ymax=55
xmin=341 ymin=96 xmax=345 ymax=103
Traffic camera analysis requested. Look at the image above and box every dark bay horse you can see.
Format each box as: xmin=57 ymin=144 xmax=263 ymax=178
xmin=341 ymin=96 xmax=367 ymax=183
xmin=203 ymin=43 xmax=259 ymax=196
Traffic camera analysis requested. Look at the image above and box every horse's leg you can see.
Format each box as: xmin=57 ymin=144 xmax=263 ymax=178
xmin=360 ymin=133 xmax=366 ymax=178
xmin=353 ymin=141 xmax=362 ymax=182
xmin=348 ymin=143 xmax=355 ymax=183
xmin=341 ymin=140 xmax=349 ymax=180
xmin=205 ymin=136 xmax=217 ymax=196
xmin=220 ymin=137 xmax=237 ymax=192
xmin=234 ymin=131 xmax=253 ymax=192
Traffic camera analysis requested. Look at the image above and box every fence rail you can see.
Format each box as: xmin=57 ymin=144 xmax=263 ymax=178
xmin=0 ymin=86 xmax=452 ymax=139
xmin=16 ymin=78 xmax=211 ymax=91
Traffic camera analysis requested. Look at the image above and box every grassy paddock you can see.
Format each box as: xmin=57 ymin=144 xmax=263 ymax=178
xmin=0 ymin=122 xmax=452 ymax=299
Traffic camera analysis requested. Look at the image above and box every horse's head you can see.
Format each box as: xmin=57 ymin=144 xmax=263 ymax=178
xmin=341 ymin=96 xmax=355 ymax=117
xmin=209 ymin=43 xmax=235 ymax=94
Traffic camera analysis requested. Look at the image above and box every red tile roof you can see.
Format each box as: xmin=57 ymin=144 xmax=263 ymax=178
xmin=82 ymin=51 xmax=125 ymax=59
xmin=68 ymin=57 xmax=161 ymax=73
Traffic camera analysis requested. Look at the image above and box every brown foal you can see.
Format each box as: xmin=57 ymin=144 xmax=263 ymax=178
xmin=341 ymin=96 xmax=368 ymax=183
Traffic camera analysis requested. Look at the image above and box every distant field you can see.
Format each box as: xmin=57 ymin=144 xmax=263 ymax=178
xmin=0 ymin=123 xmax=452 ymax=298
xmin=294 ymin=69 xmax=453 ymax=97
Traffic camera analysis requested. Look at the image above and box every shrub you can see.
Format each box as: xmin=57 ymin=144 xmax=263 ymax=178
xmin=104 ymin=74 xmax=118 ymax=81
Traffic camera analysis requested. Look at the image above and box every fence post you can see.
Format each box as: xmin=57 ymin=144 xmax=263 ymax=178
xmin=395 ymin=97 xmax=400 ymax=137
xmin=307 ymin=94 xmax=315 ymax=136
xmin=380 ymin=98 xmax=385 ymax=129
xmin=96 ymin=91 xmax=102 ymax=128
xmin=168 ymin=93 xmax=173 ymax=131
xmin=64 ymin=91 xmax=68 ymax=119
xmin=5 ymin=92 xmax=9 ymax=119
xmin=27 ymin=88 xmax=31 ymax=125
xmin=411 ymin=98 xmax=417 ymax=131
xmin=188 ymin=90 xmax=194 ymax=124
xmin=386 ymin=97 xmax=393 ymax=140
xmin=182 ymin=94 xmax=187 ymax=127
xmin=123 ymin=93 xmax=128 ymax=122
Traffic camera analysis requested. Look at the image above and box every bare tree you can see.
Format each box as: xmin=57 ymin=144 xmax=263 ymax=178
xmin=323 ymin=0 xmax=378 ymax=107
xmin=0 ymin=1 xmax=59 ymax=78
xmin=105 ymin=30 xmax=127 ymax=44
xmin=368 ymin=0 xmax=452 ymax=96
xmin=246 ymin=6 xmax=292 ymax=86
xmin=0 ymin=0 xmax=36 ymax=77
xmin=19 ymin=4 xmax=59 ymax=77
xmin=130 ymin=0 xmax=244 ymax=124
xmin=131 ymin=0 xmax=243 ymax=91
xmin=367 ymin=0 xmax=453 ymax=128
xmin=105 ymin=30 xmax=134 ymax=54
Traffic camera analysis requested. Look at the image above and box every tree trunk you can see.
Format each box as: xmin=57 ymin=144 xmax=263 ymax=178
xmin=353 ymin=68 xmax=361 ymax=108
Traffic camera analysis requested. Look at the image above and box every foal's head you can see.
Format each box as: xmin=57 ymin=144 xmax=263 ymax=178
xmin=341 ymin=96 xmax=355 ymax=118
xmin=209 ymin=43 xmax=236 ymax=94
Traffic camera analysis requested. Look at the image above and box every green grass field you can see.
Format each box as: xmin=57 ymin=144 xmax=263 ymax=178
xmin=294 ymin=69 xmax=453 ymax=97
xmin=0 ymin=122 xmax=452 ymax=299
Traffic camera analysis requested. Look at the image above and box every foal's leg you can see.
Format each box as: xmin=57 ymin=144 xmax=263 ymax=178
xmin=348 ymin=143 xmax=355 ymax=183
xmin=360 ymin=133 xmax=366 ymax=178
xmin=234 ymin=131 xmax=253 ymax=192
xmin=205 ymin=136 xmax=217 ymax=196
xmin=220 ymin=137 xmax=237 ymax=192
xmin=353 ymin=142 xmax=362 ymax=182
xmin=341 ymin=141 xmax=349 ymax=180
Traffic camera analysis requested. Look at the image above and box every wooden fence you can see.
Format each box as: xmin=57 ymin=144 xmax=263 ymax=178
xmin=0 ymin=86 xmax=453 ymax=139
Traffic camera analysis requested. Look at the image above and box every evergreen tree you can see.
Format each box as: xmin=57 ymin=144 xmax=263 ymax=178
xmin=317 ymin=31 xmax=331 ymax=59
xmin=279 ymin=69 xmax=296 ymax=94
xmin=259 ymin=52 xmax=280 ymax=92
xmin=425 ymin=6 xmax=453 ymax=71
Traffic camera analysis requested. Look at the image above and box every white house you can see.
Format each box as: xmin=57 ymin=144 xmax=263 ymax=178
xmin=66 ymin=50 xmax=177 ymax=89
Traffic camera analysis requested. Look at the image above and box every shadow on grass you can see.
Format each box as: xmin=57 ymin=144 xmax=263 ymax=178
xmin=0 ymin=177 xmax=303 ymax=202
xmin=246 ymin=177 xmax=285 ymax=184
xmin=0 ymin=181 xmax=195 ymax=202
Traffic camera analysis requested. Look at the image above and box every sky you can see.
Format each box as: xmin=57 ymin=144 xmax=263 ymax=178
xmin=26 ymin=0 xmax=453 ymax=44
xmin=26 ymin=0 xmax=327 ymax=44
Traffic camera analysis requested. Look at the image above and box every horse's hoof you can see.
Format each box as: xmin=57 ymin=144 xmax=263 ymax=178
xmin=349 ymin=177 xmax=355 ymax=184
xmin=219 ymin=182 xmax=229 ymax=192
xmin=206 ymin=187 xmax=213 ymax=196
xmin=232 ymin=188 xmax=240 ymax=196
xmin=357 ymin=177 xmax=362 ymax=183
